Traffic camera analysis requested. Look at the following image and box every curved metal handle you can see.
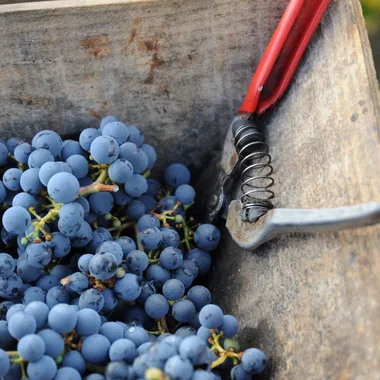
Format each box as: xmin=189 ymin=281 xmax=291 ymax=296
xmin=226 ymin=201 xmax=380 ymax=250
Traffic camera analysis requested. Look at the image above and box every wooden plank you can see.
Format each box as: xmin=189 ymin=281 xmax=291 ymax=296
xmin=0 ymin=0 xmax=287 ymax=173
xmin=209 ymin=1 xmax=380 ymax=379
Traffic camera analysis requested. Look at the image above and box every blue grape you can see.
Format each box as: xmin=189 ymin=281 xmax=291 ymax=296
xmin=175 ymin=326 xmax=196 ymax=338
xmin=79 ymin=289 xmax=104 ymax=312
xmin=138 ymin=195 xmax=157 ymax=212
xmin=136 ymin=281 xmax=156 ymax=305
xmin=139 ymin=227 xmax=162 ymax=250
xmin=80 ymin=128 xmax=102 ymax=151
xmin=88 ymin=227 xmax=112 ymax=252
xmin=109 ymin=338 xmax=137 ymax=362
xmin=162 ymin=334 xmax=183 ymax=349
xmin=65 ymin=272 xmax=89 ymax=293
xmin=17 ymin=255 xmax=42 ymax=282
xmin=172 ymin=299 xmax=196 ymax=323
xmin=25 ymin=243 xmax=52 ymax=268
xmin=62 ymin=351 xmax=86 ymax=375
xmin=14 ymin=142 xmax=33 ymax=163
xmin=146 ymin=264 xmax=170 ymax=288
xmin=159 ymin=247 xmax=183 ymax=270
xmin=144 ymin=294 xmax=169 ymax=319
xmin=48 ymin=172 xmax=80 ymax=203
xmin=124 ymin=325 xmax=149 ymax=347
xmin=20 ymin=168 xmax=43 ymax=195
xmin=49 ymin=265 xmax=73 ymax=280
xmin=175 ymin=184 xmax=196 ymax=205
xmin=0 ymin=181 xmax=7 ymax=203
xmin=90 ymin=136 xmax=119 ymax=164
xmin=186 ymin=249 xmax=211 ymax=276
xmin=192 ymin=370 xmax=219 ymax=380
xmin=76 ymin=196 xmax=90 ymax=216
xmin=81 ymin=334 xmax=111 ymax=364
xmin=105 ymin=361 xmax=133 ymax=379
xmin=75 ymin=308 xmax=101 ymax=336
xmin=126 ymin=250 xmax=149 ymax=272
xmin=221 ymin=315 xmax=239 ymax=338
xmin=199 ymin=304 xmax=224 ymax=329
xmin=100 ymin=322 xmax=124 ymax=343
xmin=89 ymin=192 xmax=114 ymax=215
xmin=32 ymin=130 xmax=62 ymax=158
xmin=85 ymin=374 xmax=106 ymax=380
xmin=6 ymin=137 xmax=24 ymax=154
xmin=138 ymin=214 xmax=160 ymax=231
xmin=124 ymin=174 xmax=148 ymax=197
xmin=55 ymin=367 xmax=81 ymax=380
xmin=194 ymin=224 xmax=221 ymax=251
xmin=102 ymin=288 xmax=118 ymax=313
xmin=78 ymin=254 xmax=93 ymax=274
xmin=0 ymin=320 xmax=13 ymax=349
xmin=146 ymin=178 xmax=162 ymax=196
xmin=137 ymin=342 xmax=153 ymax=355
xmin=0 ymin=273 xmax=23 ymax=299
xmin=0 ymin=349 xmax=10 ymax=377
xmin=28 ymin=148 xmax=54 ymax=169
xmin=141 ymin=144 xmax=157 ymax=169
xmin=17 ymin=334 xmax=45 ymax=362
xmin=6 ymin=304 xmax=24 ymax=321
xmin=50 ymin=232 xmax=71 ymax=258
xmin=79 ymin=176 xmax=93 ymax=187
xmin=124 ymin=305 xmax=148 ymax=325
xmin=182 ymin=260 xmax=199 ymax=278
xmin=126 ymin=125 xmax=144 ymax=146
xmin=114 ymin=273 xmax=142 ymax=301
xmin=27 ymin=355 xmax=57 ymax=380
xmin=70 ymin=221 xmax=92 ymax=248
xmin=108 ymin=158 xmax=133 ymax=183
xmin=97 ymin=241 xmax=123 ymax=265
xmin=163 ymin=279 xmax=185 ymax=301
xmin=161 ymin=228 xmax=181 ymax=248
xmin=3 ymin=168 xmax=22 ymax=191
xmin=171 ymin=267 xmax=194 ymax=289
xmin=132 ymin=353 xmax=148 ymax=377
xmin=115 ymin=236 xmax=136 ymax=258
xmin=164 ymin=163 xmax=191 ymax=189
xmin=39 ymin=161 xmax=68 ymax=186
xmin=164 ymin=355 xmax=194 ymax=380
xmin=179 ymin=335 xmax=207 ymax=364
xmin=102 ymin=121 xmax=129 ymax=145
xmin=112 ymin=187 xmax=132 ymax=206
xmin=22 ymin=286 xmax=45 ymax=304
xmin=24 ymin=301 xmax=49 ymax=329
xmin=231 ymin=364 xmax=252 ymax=380
xmin=187 ymin=286 xmax=211 ymax=311
xmin=0 ymin=253 xmax=15 ymax=277
xmin=0 ymin=301 xmax=13 ymax=320
xmin=66 ymin=155 xmax=89 ymax=179
xmin=0 ymin=143 xmax=8 ymax=166
xmin=46 ymin=286 xmax=71 ymax=308
xmin=37 ymin=329 xmax=64 ymax=359
xmin=100 ymin=115 xmax=119 ymax=131
xmin=36 ymin=275 xmax=60 ymax=292
xmin=48 ymin=303 xmax=77 ymax=333
xmin=241 ymin=348 xmax=267 ymax=374
xmin=61 ymin=140 xmax=86 ymax=161
xmin=8 ymin=311 xmax=36 ymax=339
xmin=89 ymin=253 xmax=118 ymax=280
xmin=12 ymin=192 xmax=37 ymax=210
xmin=126 ymin=199 xmax=146 ymax=221
xmin=197 ymin=326 xmax=211 ymax=342
xmin=119 ymin=142 xmax=148 ymax=174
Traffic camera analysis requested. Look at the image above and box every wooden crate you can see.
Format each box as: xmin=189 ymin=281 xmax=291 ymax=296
xmin=0 ymin=0 xmax=379 ymax=379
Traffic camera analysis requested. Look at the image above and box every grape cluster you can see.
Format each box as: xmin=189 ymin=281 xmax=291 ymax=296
xmin=0 ymin=116 xmax=267 ymax=379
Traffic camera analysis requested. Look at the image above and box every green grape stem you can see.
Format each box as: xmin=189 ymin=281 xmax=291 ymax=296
xmin=209 ymin=331 xmax=243 ymax=369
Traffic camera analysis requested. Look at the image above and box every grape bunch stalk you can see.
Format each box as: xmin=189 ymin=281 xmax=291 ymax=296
xmin=0 ymin=115 xmax=267 ymax=380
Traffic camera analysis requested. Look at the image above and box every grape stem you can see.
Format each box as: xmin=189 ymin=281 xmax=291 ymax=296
xmin=143 ymin=169 xmax=151 ymax=179
xmin=6 ymin=353 xmax=27 ymax=379
xmin=209 ymin=331 xmax=243 ymax=369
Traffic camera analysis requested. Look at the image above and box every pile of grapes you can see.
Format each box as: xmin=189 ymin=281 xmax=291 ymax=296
xmin=0 ymin=116 xmax=266 ymax=380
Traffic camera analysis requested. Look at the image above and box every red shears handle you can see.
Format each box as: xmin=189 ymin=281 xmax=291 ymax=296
xmin=238 ymin=0 xmax=331 ymax=116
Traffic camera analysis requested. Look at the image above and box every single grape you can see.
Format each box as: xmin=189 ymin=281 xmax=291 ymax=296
xmin=78 ymin=253 xmax=93 ymax=274
xmin=47 ymin=172 xmax=80 ymax=203
xmin=172 ymin=299 xmax=196 ymax=323
xmin=8 ymin=311 xmax=37 ymax=339
xmin=146 ymin=264 xmax=170 ymax=288
xmin=126 ymin=199 xmax=146 ymax=221
xmin=32 ymin=130 xmax=62 ymax=158
xmin=97 ymin=241 xmax=123 ymax=265
xmin=138 ymin=194 xmax=157 ymax=211
xmin=49 ymin=265 xmax=73 ymax=280
xmin=3 ymin=168 xmax=22 ymax=191
xmin=161 ymin=228 xmax=181 ymax=249
xmin=0 ymin=253 xmax=15 ymax=277
xmin=124 ymin=325 xmax=149 ymax=347
xmin=112 ymin=187 xmax=132 ymax=206
xmin=164 ymin=163 xmax=191 ymax=189
xmin=186 ymin=286 xmax=211 ymax=311
xmin=50 ymin=232 xmax=71 ymax=258
xmin=0 ymin=349 xmax=10 ymax=377
xmin=182 ymin=260 xmax=199 ymax=278
xmin=89 ymin=192 xmax=114 ymax=215
xmin=141 ymin=143 xmax=157 ymax=169
xmin=48 ymin=303 xmax=77 ymax=333
xmin=230 ymin=364 xmax=252 ymax=380
xmin=6 ymin=304 xmax=25 ymax=321
xmin=70 ymin=221 xmax=93 ymax=248
xmin=85 ymin=374 xmax=106 ymax=380
xmin=146 ymin=178 xmax=162 ymax=196
xmin=126 ymin=125 xmax=144 ymax=147
xmin=115 ymin=236 xmax=136 ymax=259
xmin=137 ymin=214 xmax=160 ymax=231
xmin=102 ymin=288 xmax=118 ymax=313
xmin=194 ymin=224 xmax=221 ymax=251
xmin=105 ymin=361 xmax=133 ymax=379
xmin=79 ymin=289 xmax=104 ymax=312
xmin=89 ymin=253 xmax=118 ymax=280
xmin=54 ymin=367 xmax=81 ymax=380
xmin=0 ymin=181 xmax=7 ymax=203
xmin=62 ymin=351 xmax=87 ymax=375
xmin=80 ymin=128 xmax=102 ymax=151
xmin=37 ymin=329 xmax=64 ymax=359
xmin=46 ymin=285 xmax=71 ymax=308
xmin=126 ymin=250 xmax=149 ymax=272
xmin=175 ymin=184 xmax=196 ymax=205
xmin=0 ymin=320 xmax=13 ymax=350
xmin=124 ymin=305 xmax=148 ymax=325
xmin=100 ymin=322 xmax=124 ymax=343
xmin=22 ymin=286 xmax=46 ymax=304
xmin=136 ymin=281 xmax=156 ymax=305
xmin=66 ymin=154 xmax=89 ymax=179
xmin=137 ymin=342 xmax=153 ymax=355
xmin=186 ymin=249 xmax=212 ymax=276
xmin=76 ymin=196 xmax=90 ymax=216
xmin=132 ymin=353 xmax=148 ymax=378
xmin=114 ymin=273 xmax=142 ymax=301
xmin=102 ymin=121 xmax=129 ymax=145
xmin=124 ymin=174 xmax=148 ymax=197
xmin=179 ymin=335 xmax=207 ymax=364
xmin=100 ymin=115 xmax=119 ymax=131
xmin=36 ymin=275 xmax=60 ymax=292
xmin=175 ymin=326 xmax=197 ymax=338
xmin=0 ymin=301 xmax=13 ymax=320
xmin=12 ymin=192 xmax=37 ymax=210
xmin=164 ymin=355 xmax=194 ymax=380
xmin=14 ymin=142 xmax=33 ymax=163
xmin=28 ymin=148 xmax=54 ymax=169
xmin=90 ymin=136 xmax=120 ymax=164
xmin=199 ymin=304 xmax=224 ymax=329
xmin=221 ymin=315 xmax=239 ymax=338
xmin=24 ymin=301 xmax=49 ymax=329
xmin=6 ymin=137 xmax=24 ymax=154
xmin=171 ymin=267 xmax=194 ymax=289
xmin=241 ymin=348 xmax=267 ymax=374
xmin=0 ymin=143 xmax=8 ymax=166
xmin=119 ymin=142 xmax=148 ymax=174
xmin=88 ymin=227 xmax=112 ymax=253
xmin=197 ymin=326 xmax=211 ymax=342
xmin=109 ymin=338 xmax=137 ymax=362
xmin=17 ymin=334 xmax=46 ymax=362
xmin=139 ymin=227 xmax=162 ymax=250
xmin=159 ymin=247 xmax=183 ymax=270
xmin=81 ymin=334 xmax=111 ymax=364
xmin=27 ymin=355 xmax=57 ymax=380
xmin=163 ymin=279 xmax=185 ymax=301
xmin=75 ymin=308 xmax=101 ymax=336
xmin=39 ymin=161 xmax=67 ymax=186
xmin=0 ymin=273 xmax=23 ymax=299
xmin=144 ymin=294 xmax=169 ymax=319
xmin=61 ymin=140 xmax=86 ymax=161
xmin=192 ymin=370 xmax=219 ymax=380
xmin=25 ymin=243 xmax=52 ymax=269
xmin=65 ymin=272 xmax=89 ymax=293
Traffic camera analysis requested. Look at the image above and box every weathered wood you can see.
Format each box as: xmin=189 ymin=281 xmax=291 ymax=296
xmin=209 ymin=1 xmax=380 ymax=379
